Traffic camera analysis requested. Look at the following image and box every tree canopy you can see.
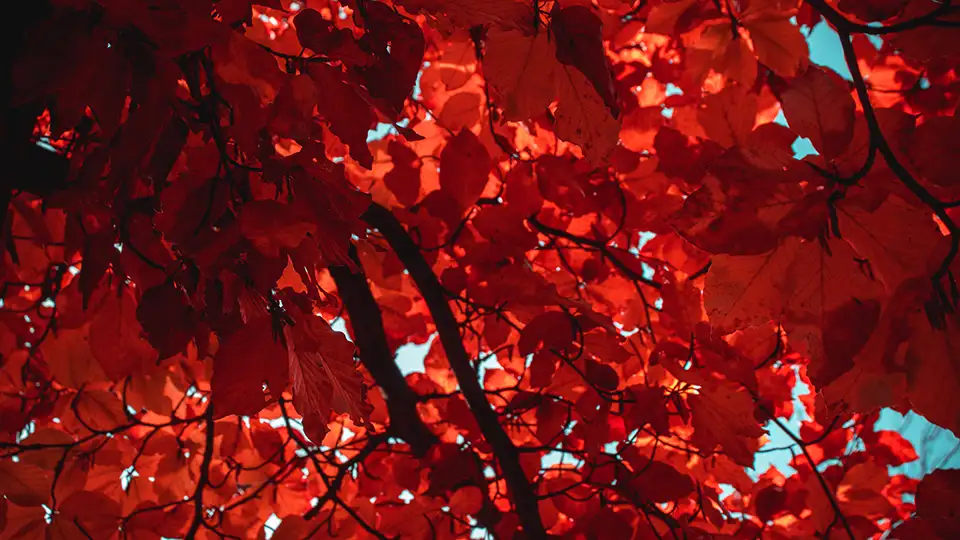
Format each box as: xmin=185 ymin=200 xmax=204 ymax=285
xmin=1 ymin=0 xmax=960 ymax=538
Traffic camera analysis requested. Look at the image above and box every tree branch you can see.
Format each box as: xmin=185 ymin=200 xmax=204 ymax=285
xmin=363 ymin=203 xmax=548 ymax=539
xmin=808 ymin=0 xmax=960 ymax=300
xmin=527 ymin=213 xmax=662 ymax=289
xmin=329 ymin=248 xmax=438 ymax=457
xmin=805 ymin=0 xmax=958 ymax=35
xmin=185 ymin=403 xmax=216 ymax=538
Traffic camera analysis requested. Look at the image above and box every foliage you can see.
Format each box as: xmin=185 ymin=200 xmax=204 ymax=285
xmin=1 ymin=0 xmax=960 ymax=538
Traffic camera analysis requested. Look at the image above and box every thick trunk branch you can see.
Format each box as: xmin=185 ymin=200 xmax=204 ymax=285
xmin=329 ymin=249 xmax=437 ymax=457
xmin=363 ymin=203 xmax=547 ymax=539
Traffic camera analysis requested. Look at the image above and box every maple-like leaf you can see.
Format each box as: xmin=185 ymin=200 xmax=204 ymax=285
xmin=89 ymin=287 xmax=156 ymax=380
xmin=40 ymin=324 xmax=108 ymax=388
xmin=137 ymin=282 xmax=196 ymax=359
xmin=686 ymin=21 xmax=759 ymax=88
xmin=550 ymin=5 xmax=619 ymax=117
xmin=665 ymin=363 xmax=766 ymax=467
xmin=903 ymin=305 xmax=960 ymax=436
xmin=706 ymin=236 xmax=886 ymax=385
xmin=239 ymin=200 xmax=317 ymax=257
xmin=294 ymin=9 xmax=371 ymax=65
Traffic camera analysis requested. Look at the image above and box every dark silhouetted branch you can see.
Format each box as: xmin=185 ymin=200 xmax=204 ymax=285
xmin=329 ymin=248 xmax=437 ymax=457
xmin=363 ymin=203 xmax=548 ymax=539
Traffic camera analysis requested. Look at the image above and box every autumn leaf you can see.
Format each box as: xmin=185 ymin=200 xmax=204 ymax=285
xmin=554 ymin=65 xmax=623 ymax=165
xmin=212 ymin=318 xmax=289 ymax=417
xmin=137 ymin=282 xmax=196 ymax=359
xmin=483 ymin=16 xmax=621 ymax=163
xmin=664 ymin=363 xmax=766 ymax=467
xmin=0 ymin=461 xmax=51 ymax=507
xmin=686 ymin=21 xmax=758 ymax=87
xmin=837 ymin=194 xmax=941 ymax=293
xmin=6 ymin=0 xmax=960 ymax=537
xmin=739 ymin=3 xmax=809 ymax=77
xmin=395 ymin=0 xmax=536 ymax=33
xmin=483 ymin=29 xmax=556 ymax=121
xmin=909 ymin=115 xmax=960 ymax=187
xmin=916 ymin=468 xmax=960 ymax=537
xmin=309 ymin=64 xmax=377 ymax=169
xmin=903 ymin=305 xmax=960 ymax=436
xmin=89 ymin=287 xmax=156 ymax=380
xmin=294 ymin=9 xmax=371 ymax=65
xmin=439 ymin=129 xmax=491 ymax=215
xmin=645 ymin=0 xmax=698 ymax=35
xmin=40 ymin=324 xmax=108 ymax=388
xmin=283 ymin=304 xmax=372 ymax=442
xmin=239 ymin=200 xmax=317 ymax=257
xmin=210 ymin=29 xmax=284 ymax=104
xmin=550 ymin=5 xmax=619 ymax=117
xmin=779 ymin=66 xmax=855 ymax=160
xmin=697 ymin=84 xmax=758 ymax=149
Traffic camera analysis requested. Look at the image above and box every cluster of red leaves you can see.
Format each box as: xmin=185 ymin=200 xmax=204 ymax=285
xmin=1 ymin=0 xmax=960 ymax=538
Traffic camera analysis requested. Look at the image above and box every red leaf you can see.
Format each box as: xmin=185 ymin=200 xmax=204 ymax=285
xmin=210 ymin=30 xmax=285 ymax=104
xmin=355 ymin=2 xmax=426 ymax=116
xmin=550 ymin=5 xmax=619 ymax=116
xmin=439 ymin=129 xmax=491 ymax=215
xmin=584 ymin=359 xmax=619 ymax=391
xmin=518 ymin=311 xmax=576 ymax=356
xmin=79 ymin=228 xmax=115 ymax=310
xmin=916 ymin=469 xmax=960 ymax=537
xmin=0 ymin=461 xmax=51 ymax=507
xmin=449 ymin=485 xmax=484 ymax=515
xmin=239 ymin=200 xmax=317 ymax=257
xmin=137 ymin=283 xmax=196 ymax=359
xmin=294 ymin=9 xmax=370 ymax=64
xmin=309 ymin=64 xmax=377 ymax=169
xmin=627 ymin=458 xmax=696 ymax=503
xmin=55 ymin=490 xmax=121 ymax=538
xmin=283 ymin=305 xmax=372 ymax=442
xmin=212 ymin=318 xmax=289 ymax=417
xmin=909 ymin=115 xmax=960 ymax=187
xmin=779 ymin=66 xmax=855 ymax=160
xmin=754 ymin=485 xmax=788 ymax=522
xmin=864 ymin=430 xmax=919 ymax=466
xmin=89 ymin=287 xmax=156 ymax=380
